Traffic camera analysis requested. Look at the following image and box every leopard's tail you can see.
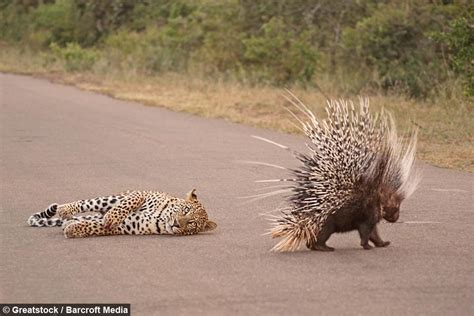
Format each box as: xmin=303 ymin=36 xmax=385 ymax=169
xmin=27 ymin=203 xmax=63 ymax=227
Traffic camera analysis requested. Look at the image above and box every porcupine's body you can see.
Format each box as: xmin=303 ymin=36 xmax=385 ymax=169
xmin=251 ymin=93 xmax=419 ymax=252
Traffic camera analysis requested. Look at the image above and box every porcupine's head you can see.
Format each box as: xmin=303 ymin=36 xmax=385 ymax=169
xmin=379 ymin=186 xmax=402 ymax=222
xmin=377 ymin=114 xmax=420 ymax=223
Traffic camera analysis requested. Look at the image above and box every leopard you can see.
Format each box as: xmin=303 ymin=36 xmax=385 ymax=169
xmin=27 ymin=189 xmax=217 ymax=238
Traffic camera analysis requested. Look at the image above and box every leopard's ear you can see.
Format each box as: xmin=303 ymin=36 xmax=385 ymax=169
xmin=186 ymin=188 xmax=198 ymax=202
xmin=202 ymin=220 xmax=217 ymax=232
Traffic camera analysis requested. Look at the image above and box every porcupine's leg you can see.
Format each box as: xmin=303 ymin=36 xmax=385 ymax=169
xmin=358 ymin=222 xmax=376 ymax=250
xmin=369 ymin=225 xmax=390 ymax=247
xmin=307 ymin=223 xmax=335 ymax=252
xmin=102 ymin=191 xmax=146 ymax=230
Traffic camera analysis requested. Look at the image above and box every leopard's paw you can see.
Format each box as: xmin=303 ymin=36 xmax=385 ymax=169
xmin=63 ymin=222 xmax=88 ymax=238
xmin=102 ymin=212 xmax=122 ymax=230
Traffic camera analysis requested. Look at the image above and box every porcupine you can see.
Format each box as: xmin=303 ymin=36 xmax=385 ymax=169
xmin=248 ymin=92 xmax=420 ymax=252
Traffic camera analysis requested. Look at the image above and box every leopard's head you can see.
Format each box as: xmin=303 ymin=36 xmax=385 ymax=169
xmin=176 ymin=189 xmax=217 ymax=234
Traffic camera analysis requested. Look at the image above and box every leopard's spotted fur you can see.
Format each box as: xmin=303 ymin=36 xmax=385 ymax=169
xmin=27 ymin=189 xmax=217 ymax=238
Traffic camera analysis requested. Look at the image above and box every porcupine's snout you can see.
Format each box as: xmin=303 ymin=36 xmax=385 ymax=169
xmin=383 ymin=206 xmax=400 ymax=222
xmin=380 ymin=188 xmax=402 ymax=223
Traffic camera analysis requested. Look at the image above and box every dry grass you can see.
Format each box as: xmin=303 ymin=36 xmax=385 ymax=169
xmin=1 ymin=46 xmax=472 ymax=172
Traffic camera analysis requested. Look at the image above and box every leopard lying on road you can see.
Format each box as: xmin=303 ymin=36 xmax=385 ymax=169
xmin=27 ymin=189 xmax=217 ymax=238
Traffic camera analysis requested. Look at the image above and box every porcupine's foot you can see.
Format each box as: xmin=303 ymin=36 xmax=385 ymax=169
xmin=314 ymin=244 xmax=335 ymax=252
xmin=371 ymin=238 xmax=390 ymax=247
xmin=306 ymin=240 xmax=335 ymax=251
xmin=306 ymin=231 xmax=335 ymax=252
xmin=306 ymin=239 xmax=335 ymax=251
xmin=369 ymin=226 xmax=390 ymax=247
xmin=358 ymin=223 xmax=376 ymax=250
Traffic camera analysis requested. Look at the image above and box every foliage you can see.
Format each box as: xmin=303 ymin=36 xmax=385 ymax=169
xmin=50 ymin=42 xmax=97 ymax=72
xmin=103 ymin=13 xmax=202 ymax=74
xmin=31 ymin=0 xmax=78 ymax=46
xmin=242 ymin=17 xmax=318 ymax=84
xmin=341 ymin=5 xmax=456 ymax=98
xmin=0 ymin=0 xmax=471 ymax=98
xmin=432 ymin=14 xmax=474 ymax=96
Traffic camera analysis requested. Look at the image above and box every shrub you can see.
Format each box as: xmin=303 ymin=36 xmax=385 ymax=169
xmin=242 ymin=17 xmax=318 ymax=84
xmin=0 ymin=0 xmax=470 ymax=98
xmin=50 ymin=42 xmax=97 ymax=72
xmin=341 ymin=7 xmax=443 ymax=98
xmin=103 ymin=17 xmax=202 ymax=75
xmin=32 ymin=0 xmax=77 ymax=46
xmin=431 ymin=15 xmax=473 ymax=96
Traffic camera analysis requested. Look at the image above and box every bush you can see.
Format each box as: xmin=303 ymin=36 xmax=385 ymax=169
xmin=31 ymin=0 xmax=78 ymax=46
xmin=190 ymin=4 xmax=243 ymax=77
xmin=242 ymin=17 xmax=318 ymax=84
xmin=103 ymin=17 xmax=202 ymax=75
xmin=0 ymin=0 xmax=470 ymax=98
xmin=341 ymin=7 xmax=443 ymax=98
xmin=0 ymin=3 xmax=33 ymax=43
xmin=432 ymin=15 xmax=474 ymax=96
xmin=50 ymin=42 xmax=97 ymax=72
xmin=103 ymin=30 xmax=154 ymax=73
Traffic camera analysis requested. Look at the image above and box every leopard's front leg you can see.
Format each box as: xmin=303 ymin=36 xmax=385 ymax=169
xmin=103 ymin=191 xmax=146 ymax=230
xmin=63 ymin=217 xmax=122 ymax=238
xmin=64 ymin=220 xmax=94 ymax=238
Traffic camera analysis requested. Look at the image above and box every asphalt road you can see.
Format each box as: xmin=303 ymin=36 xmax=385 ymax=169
xmin=1 ymin=73 xmax=473 ymax=315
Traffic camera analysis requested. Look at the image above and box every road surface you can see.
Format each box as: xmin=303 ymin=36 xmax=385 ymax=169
xmin=1 ymin=73 xmax=473 ymax=315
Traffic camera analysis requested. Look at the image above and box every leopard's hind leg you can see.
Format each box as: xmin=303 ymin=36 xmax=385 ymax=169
xmin=57 ymin=192 xmax=129 ymax=220
xmin=64 ymin=191 xmax=146 ymax=235
xmin=102 ymin=191 xmax=146 ymax=230
xmin=28 ymin=204 xmax=63 ymax=227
